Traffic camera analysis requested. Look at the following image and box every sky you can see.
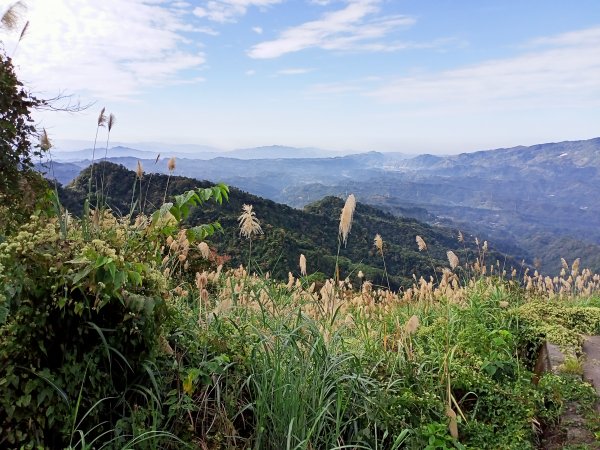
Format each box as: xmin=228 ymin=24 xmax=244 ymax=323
xmin=0 ymin=0 xmax=599 ymax=154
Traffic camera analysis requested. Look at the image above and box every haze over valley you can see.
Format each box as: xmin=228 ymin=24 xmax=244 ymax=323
xmin=39 ymin=136 xmax=600 ymax=275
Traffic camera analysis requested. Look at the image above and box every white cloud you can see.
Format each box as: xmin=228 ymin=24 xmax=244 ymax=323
xmin=171 ymin=1 xmax=192 ymax=8
xmin=252 ymin=26 xmax=263 ymax=34
xmin=0 ymin=0 xmax=206 ymax=100
xmin=277 ymin=67 xmax=314 ymax=75
xmin=368 ymin=27 xmax=600 ymax=111
xmin=245 ymin=69 xmax=256 ymax=75
xmin=248 ymin=0 xmax=415 ymax=59
xmin=193 ymin=0 xmax=281 ymax=23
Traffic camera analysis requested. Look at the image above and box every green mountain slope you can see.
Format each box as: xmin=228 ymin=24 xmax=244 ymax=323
xmin=60 ymin=162 xmax=519 ymax=289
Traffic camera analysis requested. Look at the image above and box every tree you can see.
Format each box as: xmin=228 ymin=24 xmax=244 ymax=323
xmin=0 ymin=50 xmax=46 ymax=233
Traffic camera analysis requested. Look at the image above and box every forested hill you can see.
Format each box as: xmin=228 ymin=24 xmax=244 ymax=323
xmin=60 ymin=162 xmax=521 ymax=288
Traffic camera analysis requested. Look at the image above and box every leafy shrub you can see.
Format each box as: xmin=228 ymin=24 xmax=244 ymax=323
xmin=0 ymin=212 xmax=169 ymax=447
xmin=0 ymin=184 xmax=228 ymax=448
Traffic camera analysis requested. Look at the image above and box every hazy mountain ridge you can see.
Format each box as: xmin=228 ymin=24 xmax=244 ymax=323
xmin=39 ymin=137 xmax=600 ymax=274
xmin=59 ymin=162 xmax=520 ymax=289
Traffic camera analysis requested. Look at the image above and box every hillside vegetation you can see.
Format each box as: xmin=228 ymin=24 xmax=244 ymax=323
xmin=59 ymin=162 xmax=518 ymax=290
xmin=3 ymin=165 xmax=600 ymax=448
xmin=46 ymin=137 xmax=600 ymax=275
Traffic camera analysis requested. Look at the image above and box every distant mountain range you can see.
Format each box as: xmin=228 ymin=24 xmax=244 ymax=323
xmin=38 ymin=137 xmax=600 ymax=274
xmin=58 ymin=162 xmax=514 ymax=289
xmin=49 ymin=144 xmax=346 ymax=163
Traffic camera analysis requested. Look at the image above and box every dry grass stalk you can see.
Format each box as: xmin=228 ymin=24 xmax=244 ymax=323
xmin=405 ymin=315 xmax=420 ymax=335
xmin=97 ymin=107 xmax=107 ymax=127
xmin=40 ymin=129 xmax=51 ymax=151
xmin=136 ymin=161 xmax=144 ymax=179
xmin=198 ymin=242 xmax=210 ymax=259
xmin=1 ymin=1 xmax=25 ymax=31
xmin=447 ymin=251 xmax=459 ymax=270
xmin=339 ymin=194 xmax=356 ymax=246
xmin=299 ymin=253 xmax=307 ymax=276
xmin=107 ymin=113 xmax=116 ymax=132
xmin=446 ymin=406 xmax=459 ymax=439
xmin=238 ymin=204 xmax=262 ymax=238
xmin=374 ymin=234 xmax=383 ymax=255
xmin=416 ymin=235 xmax=427 ymax=251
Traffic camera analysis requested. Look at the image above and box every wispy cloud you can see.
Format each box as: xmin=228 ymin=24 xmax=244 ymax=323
xmin=193 ymin=0 xmax=282 ymax=23
xmin=368 ymin=27 xmax=600 ymax=111
xmin=252 ymin=26 xmax=263 ymax=34
xmin=277 ymin=67 xmax=315 ymax=75
xmin=0 ymin=0 xmax=206 ymax=100
xmin=248 ymin=0 xmax=415 ymax=59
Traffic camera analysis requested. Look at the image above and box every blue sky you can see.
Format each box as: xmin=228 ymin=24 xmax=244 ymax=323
xmin=1 ymin=0 xmax=600 ymax=154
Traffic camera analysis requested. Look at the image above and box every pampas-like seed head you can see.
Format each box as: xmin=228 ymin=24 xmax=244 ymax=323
xmin=168 ymin=157 xmax=176 ymax=172
xmin=97 ymin=107 xmax=107 ymax=127
xmin=299 ymin=253 xmax=306 ymax=276
xmin=405 ymin=315 xmax=420 ymax=335
xmin=357 ymin=270 xmax=364 ymax=279
xmin=572 ymin=258 xmax=580 ymax=275
xmin=416 ymin=235 xmax=427 ymax=252
xmin=40 ymin=128 xmax=51 ymax=151
xmin=198 ymin=242 xmax=210 ymax=259
xmin=458 ymin=231 xmax=464 ymax=243
xmin=238 ymin=204 xmax=263 ymax=238
xmin=374 ymin=233 xmax=383 ymax=255
xmin=339 ymin=194 xmax=356 ymax=246
xmin=1 ymin=1 xmax=25 ymax=31
xmin=136 ymin=160 xmax=144 ymax=179
xmin=482 ymin=240 xmax=488 ymax=252
xmin=446 ymin=406 xmax=459 ymax=439
xmin=561 ymin=257 xmax=569 ymax=270
xmin=447 ymin=250 xmax=459 ymax=270
xmin=107 ymin=113 xmax=116 ymax=132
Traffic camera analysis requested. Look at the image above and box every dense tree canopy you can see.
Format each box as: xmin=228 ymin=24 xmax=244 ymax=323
xmin=0 ymin=50 xmax=45 ymax=233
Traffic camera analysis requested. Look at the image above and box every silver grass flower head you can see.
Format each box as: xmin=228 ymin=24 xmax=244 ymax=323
xmin=339 ymin=194 xmax=356 ymax=246
xmin=357 ymin=270 xmax=364 ymax=279
xmin=561 ymin=257 xmax=569 ymax=270
xmin=1 ymin=1 xmax=25 ymax=31
xmin=136 ymin=160 xmax=144 ymax=179
xmin=299 ymin=253 xmax=307 ymax=276
xmin=168 ymin=157 xmax=176 ymax=172
xmin=458 ymin=231 xmax=464 ymax=243
xmin=238 ymin=204 xmax=262 ymax=238
xmin=40 ymin=129 xmax=51 ymax=151
xmin=482 ymin=240 xmax=488 ymax=252
xmin=198 ymin=242 xmax=210 ymax=259
xmin=107 ymin=113 xmax=116 ymax=132
xmin=572 ymin=258 xmax=580 ymax=274
xmin=374 ymin=234 xmax=383 ymax=255
xmin=447 ymin=250 xmax=459 ymax=270
xmin=97 ymin=107 xmax=107 ymax=127
xmin=416 ymin=235 xmax=427 ymax=251
xmin=405 ymin=315 xmax=420 ymax=335
xmin=446 ymin=406 xmax=459 ymax=439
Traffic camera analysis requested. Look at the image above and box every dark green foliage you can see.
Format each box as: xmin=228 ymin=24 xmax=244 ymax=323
xmin=0 ymin=50 xmax=46 ymax=233
xmin=0 ymin=215 xmax=169 ymax=448
xmin=61 ymin=162 xmax=516 ymax=289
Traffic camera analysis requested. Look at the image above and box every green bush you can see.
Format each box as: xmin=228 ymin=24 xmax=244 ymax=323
xmin=0 ymin=213 xmax=169 ymax=448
